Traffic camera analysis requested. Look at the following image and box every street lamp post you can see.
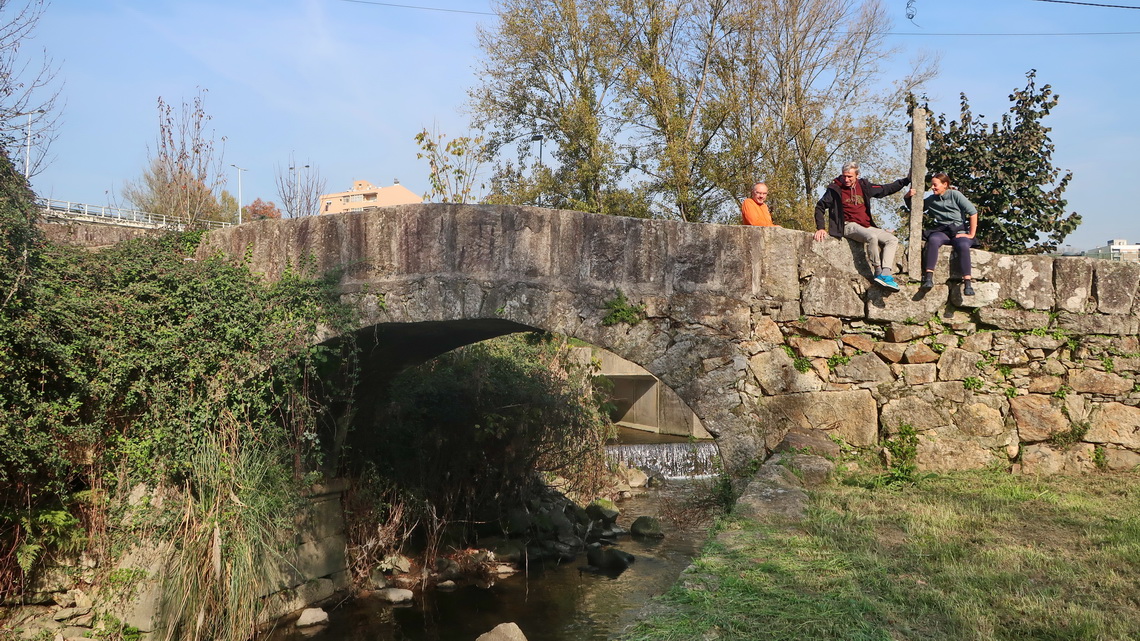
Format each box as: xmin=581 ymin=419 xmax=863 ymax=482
xmin=14 ymin=109 xmax=45 ymax=180
xmin=530 ymin=133 xmax=544 ymax=166
xmin=230 ymin=164 xmax=246 ymax=224
xmin=288 ymin=164 xmax=310 ymax=217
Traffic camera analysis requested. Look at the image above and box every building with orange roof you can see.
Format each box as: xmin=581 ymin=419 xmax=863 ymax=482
xmin=320 ymin=179 xmax=422 ymax=214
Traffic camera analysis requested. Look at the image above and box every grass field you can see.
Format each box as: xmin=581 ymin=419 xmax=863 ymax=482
xmin=623 ymin=470 xmax=1140 ymax=641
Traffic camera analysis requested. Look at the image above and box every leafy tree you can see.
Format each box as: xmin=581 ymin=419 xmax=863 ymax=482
xmin=471 ymin=0 xmax=627 ymax=214
xmin=414 ymin=127 xmax=488 ymax=204
xmin=471 ymin=0 xmax=934 ymax=224
xmin=924 ymin=70 xmax=1081 ymax=254
xmin=122 ymin=90 xmax=227 ymax=222
xmin=245 ymin=197 xmax=282 ymax=220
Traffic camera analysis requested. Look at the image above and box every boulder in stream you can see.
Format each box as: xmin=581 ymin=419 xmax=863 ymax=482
xmin=630 ymin=515 xmax=665 ymax=538
xmin=296 ymin=608 xmax=328 ymax=627
xmin=585 ymin=543 xmax=635 ymax=572
xmin=476 ymin=622 xmax=528 ymax=641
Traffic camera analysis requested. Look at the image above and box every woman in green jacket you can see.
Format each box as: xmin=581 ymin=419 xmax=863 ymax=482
xmin=920 ymin=172 xmax=978 ymax=295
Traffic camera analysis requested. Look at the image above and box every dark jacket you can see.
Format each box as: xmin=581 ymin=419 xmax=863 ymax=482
xmin=813 ymin=176 xmax=910 ymax=238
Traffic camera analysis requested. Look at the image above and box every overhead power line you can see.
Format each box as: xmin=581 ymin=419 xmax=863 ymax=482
xmin=336 ymin=0 xmax=494 ymax=15
xmin=1028 ymin=0 xmax=1140 ymax=8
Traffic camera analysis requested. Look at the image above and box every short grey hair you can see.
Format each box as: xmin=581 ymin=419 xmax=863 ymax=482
xmin=841 ymin=162 xmax=860 ymax=175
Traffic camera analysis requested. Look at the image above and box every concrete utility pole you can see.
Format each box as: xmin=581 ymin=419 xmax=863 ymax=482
xmin=908 ymin=106 xmax=928 ymax=280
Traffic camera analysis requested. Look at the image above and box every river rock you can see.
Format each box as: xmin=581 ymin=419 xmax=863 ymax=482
xmin=585 ymin=500 xmax=619 ymax=526
xmin=296 ymin=608 xmax=328 ymax=627
xmin=476 ymin=622 xmax=529 ymax=641
xmin=380 ymin=554 xmax=412 ymax=574
xmin=368 ymin=567 xmax=388 ymax=589
xmin=377 ymin=588 xmax=414 ymax=603
xmin=585 ymin=544 xmax=635 ymax=571
xmin=630 ymin=516 xmax=664 ymax=538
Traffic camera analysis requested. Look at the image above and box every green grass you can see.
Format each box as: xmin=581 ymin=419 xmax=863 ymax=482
xmin=622 ymin=470 xmax=1140 ymax=641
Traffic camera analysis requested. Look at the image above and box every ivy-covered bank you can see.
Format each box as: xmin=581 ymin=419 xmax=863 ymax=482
xmin=0 ymin=152 xmax=360 ymax=640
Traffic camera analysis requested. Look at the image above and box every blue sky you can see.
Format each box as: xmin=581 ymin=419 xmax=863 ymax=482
xmin=25 ymin=0 xmax=1140 ymax=251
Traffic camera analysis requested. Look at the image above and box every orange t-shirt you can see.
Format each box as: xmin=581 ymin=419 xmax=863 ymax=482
xmin=741 ymin=199 xmax=774 ymax=226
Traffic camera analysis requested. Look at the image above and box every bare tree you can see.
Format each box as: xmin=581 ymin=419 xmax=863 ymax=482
xmin=122 ymin=90 xmax=228 ymax=222
xmin=0 ymin=0 xmax=62 ymax=180
xmin=274 ymin=154 xmax=326 ymax=217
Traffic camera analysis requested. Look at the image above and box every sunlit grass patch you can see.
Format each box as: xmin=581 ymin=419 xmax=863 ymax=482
xmin=622 ymin=470 xmax=1140 ymax=641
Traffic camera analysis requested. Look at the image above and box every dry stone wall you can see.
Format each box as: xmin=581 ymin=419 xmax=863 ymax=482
xmin=196 ymin=205 xmax=1140 ymax=474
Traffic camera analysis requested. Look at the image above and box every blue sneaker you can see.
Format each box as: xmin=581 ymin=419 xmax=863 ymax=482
xmin=874 ymin=274 xmax=900 ymax=291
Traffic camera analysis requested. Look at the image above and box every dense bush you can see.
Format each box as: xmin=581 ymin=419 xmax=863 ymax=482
xmin=0 ymin=150 xmax=358 ymax=617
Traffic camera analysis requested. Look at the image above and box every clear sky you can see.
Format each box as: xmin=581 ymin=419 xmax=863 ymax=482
xmin=24 ymin=0 xmax=1140 ymax=251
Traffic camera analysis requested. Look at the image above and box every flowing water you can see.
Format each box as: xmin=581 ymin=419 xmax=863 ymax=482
xmin=266 ymin=431 xmax=715 ymax=641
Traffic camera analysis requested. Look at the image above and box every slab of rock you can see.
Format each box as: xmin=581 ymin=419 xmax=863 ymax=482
xmin=903 ymin=343 xmax=940 ymax=364
xmin=1010 ymin=395 xmax=1070 ymax=443
xmin=959 ymin=332 xmax=993 ymax=353
xmin=881 ymin=395 xmax=951 ymax=433
xmin=1103 ymin=447 xmax=1140 ymax=472
xmin=902 ymin=364 xmax=937 ymax=385
xmin=1069 ymin=369 xmax=1132 ymax=396
xmin=377 ymin=588 xmax=414 ymax=603
xmin=1053 ymin=257 xmax=1094 ymax=313
xmin=833 ymin=353 xmax=893 ymax=382
xmin=773 ymin=427 xmax=842 ymax=459
xmin=748 ymin=348 xmax=823 ymax=394
xmin=886 ymin=323 xmax=932 ymax=343
xmin=800 ymin=267 xmax=865 ymax=317
xmin=733 ymin=465 xmax=808 ymax=522
xmin=798 ymin=315 xmax=844 ymax=338
xmin=874 ymin=341 xmax=908 ymax=363
xmin=756 ymin=389 xmax=878 ymax=446
xmin=841 ymin=333 xmax=876 ymax=353
xmin=916 ymin=435 xmax=999 ymax=472
xmin=976 ymin=308 xmax=1052 ymax=331
xmin=1086 ymin=402 xmax=1140 ymax=449
xmin=752 ymin=315 xmax=784 ymax=344
xmin=477 ymin=622 xmax=529 ymax=641
xmin=1020 ymin=443 xmax=1096 ymax=475
xmin=767 ymin=454 xmax=836 ymax=488
xmin=296 ymin=608 xmax=329 ymax=627
xmin=982 ymin=254 xmax=1055 ymax=310
xmin=938 ymin=347 xmax=983 ymax=381
xmin=1093 ymin=260 xmax=1140 ymax=314
xmin=954 ymin=402 xmax=1007 ymax=439
xmin=788 ymin=336 xmax=839 ymax=358
xmin=1028 ymin=376 xmax=1063 ymax=394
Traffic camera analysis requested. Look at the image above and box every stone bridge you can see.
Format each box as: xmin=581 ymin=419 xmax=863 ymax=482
xmin=195 ymin=203 xmax=1140 ymax=474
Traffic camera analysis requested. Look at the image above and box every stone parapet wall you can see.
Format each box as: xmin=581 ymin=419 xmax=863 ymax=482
xmin=744 ymin=229 xmax=1140 ymax=474
xmin=37 ymin=221 xmax=163 ymax=248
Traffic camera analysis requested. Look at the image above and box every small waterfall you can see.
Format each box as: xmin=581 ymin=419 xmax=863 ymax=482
xmin=606 ymin=441 xmax=718 ymax=479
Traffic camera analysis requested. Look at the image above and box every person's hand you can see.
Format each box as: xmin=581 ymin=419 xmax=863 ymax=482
xmin=905 ymin=188 xmax=916 ymax=199
xmin=956 ymin=232 xmax=975 ymax=239
xmin=813 ymin=229 xmax=827 ymax=242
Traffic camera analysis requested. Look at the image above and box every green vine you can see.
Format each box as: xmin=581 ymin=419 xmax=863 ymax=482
xmin=601 ymin=289 xmax=646 ymax=326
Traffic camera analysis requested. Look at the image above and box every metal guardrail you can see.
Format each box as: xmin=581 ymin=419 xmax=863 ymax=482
xmin=38 ymin=198 xmax=234 ymax=230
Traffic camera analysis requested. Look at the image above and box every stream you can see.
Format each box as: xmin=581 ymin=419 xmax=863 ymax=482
xmin=265 ymin=431 xmax=714 ymax=641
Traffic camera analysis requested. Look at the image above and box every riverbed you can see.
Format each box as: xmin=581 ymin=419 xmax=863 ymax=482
xmin=264 ymin=480 xmax=707 ymax=641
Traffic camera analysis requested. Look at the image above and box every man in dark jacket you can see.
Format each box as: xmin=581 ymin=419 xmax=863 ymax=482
xmin=813 ymin=162 xmax=910 ymax=291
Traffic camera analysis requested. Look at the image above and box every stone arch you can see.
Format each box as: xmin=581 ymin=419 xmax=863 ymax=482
xmin=196 ymin=204 xmax=769 ymax=470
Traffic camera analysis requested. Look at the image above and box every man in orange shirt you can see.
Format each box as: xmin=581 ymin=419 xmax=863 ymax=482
xmin=741 ymin=182 xmax=779 ymax=227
